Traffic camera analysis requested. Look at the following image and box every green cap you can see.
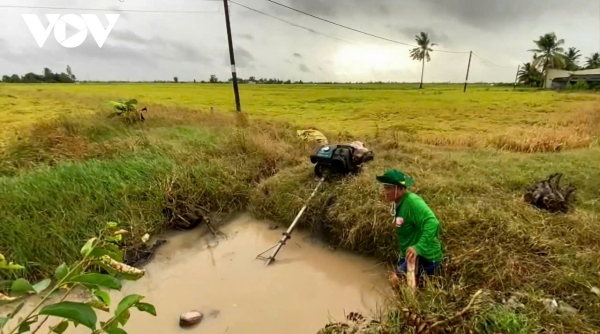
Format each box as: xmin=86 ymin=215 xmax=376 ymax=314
xmin=376 ymin=169 xmax=414 ymax=188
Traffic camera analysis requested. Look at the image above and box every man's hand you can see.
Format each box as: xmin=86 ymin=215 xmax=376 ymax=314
xmin=406 ymin=247 xmax=417 ymax=264
xmin=389 ymin=271 xmax=400 ymax=286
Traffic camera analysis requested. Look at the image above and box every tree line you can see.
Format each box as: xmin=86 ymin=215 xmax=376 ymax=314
xmin=516 ymin=32 xmax=599 ymax=88
xmin=1 ymin=66 xmax=77 ymax=83
xmin=192 ymin=75 xmax=300 ymax=84
xmin=406 ymin=31 xmax=599 ymax=89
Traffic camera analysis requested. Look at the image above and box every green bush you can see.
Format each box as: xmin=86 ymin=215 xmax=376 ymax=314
xmin=566 ymin=80 xmax=590 ymax=90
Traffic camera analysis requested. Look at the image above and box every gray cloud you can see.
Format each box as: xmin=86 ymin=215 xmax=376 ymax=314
xmin=107 ymin=5 xmax=130 ymax=20
xmin=0 ymin=0 xmax=598 ymax=83
xmin=164 ymin=41 xmax=210 ymax=63
xmin=293 ymin=52 xmax=302 ymax=58
xmin=0 ymin=36 xmax=153 ymax=64
xmin=110 ymin=30 xmax=156 ymax=45
xmin=223 ymin=46 xmax=255 ymax=68
xmin=288 ymin=0 xmax=337 ymax=16
xmin=109 ymin=29 xmax=210 ymax=63
xmin=69 ymin=39 xmax=155 ymax=64
xmin=389 ymin=26 xmax=450 ymax=46
xmin=238 ymin=34 xmax=254 ymax=40
xmin=299 ymin=64 xmax=311 ymax=73
xmin=235 ymin=46 xmax=255 ymax=68
xmin=286 ymin=0 xmax=389 ymax=18
xmin=419 ymin=0 xmax=592 ymax=30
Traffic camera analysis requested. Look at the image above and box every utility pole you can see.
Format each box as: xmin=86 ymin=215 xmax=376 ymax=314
xmin=463 ymin=51 xmax=472 ymax=93
xmin=513 ymin=65 xmax=521 ymax=90
xmin=222 ymin=0 xmax=241 ymax=112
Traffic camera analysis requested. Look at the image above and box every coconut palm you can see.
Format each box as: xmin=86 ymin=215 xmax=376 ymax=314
xmin=563 ymin=47 xmax=581 ymax=71
xmin=528 ymin=32 xmax=566 ymax=87
xmin=409 ymin=32 xmax=436 ymax=89
xmin=585 ymin=52 xmax=600 ymax=69
xmin=517 ymin=62 xmax=543 ymax=87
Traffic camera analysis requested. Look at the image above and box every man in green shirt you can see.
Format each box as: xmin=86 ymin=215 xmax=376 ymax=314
xmin=376 ymin=169 xmax=444 ymax=283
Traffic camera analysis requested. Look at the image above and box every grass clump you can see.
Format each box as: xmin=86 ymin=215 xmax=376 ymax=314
xmin=0 ymin=153 xmax=175 ymax=276
xmin=473 ymin=305 xmax=536 ymax=333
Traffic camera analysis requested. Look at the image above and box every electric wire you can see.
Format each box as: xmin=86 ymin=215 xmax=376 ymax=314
xmin=262 ymin=0 xmax=471 ymax=54
xmin=2 ymin=0 xmax=519 ymax=68
xmin=229 ymin=1 xmax=355 ymax=44
xmin=263 ymin=0 xmax=416 ymax=47
xmin=472 ymin=52 xmax=517 ymax=68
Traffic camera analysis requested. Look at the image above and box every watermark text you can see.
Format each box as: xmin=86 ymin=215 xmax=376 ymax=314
xmin=22 ymin=14 xmax=120 ymax=48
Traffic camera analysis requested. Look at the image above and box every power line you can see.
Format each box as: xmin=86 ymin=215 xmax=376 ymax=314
xmin=262 ymin=0 xmax=470 ymax=54
xmin=472 ymin=52 xmax=516 ymax=68
xmin=229 ymin=1 xmax=355 ymax=44
xmin=3 ymin=0 xmax=518 ymax=70
xmin=430 ymin=47 xmax=471 ymax=54
xmin=0 ymin=4 xmax=221 ymax=13
xmin=263 ymin=0 xmax=416 ymax=47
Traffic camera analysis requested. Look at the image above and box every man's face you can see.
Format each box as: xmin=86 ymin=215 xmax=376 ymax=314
xmin=383 ymin=184 xmax=403 ymax=202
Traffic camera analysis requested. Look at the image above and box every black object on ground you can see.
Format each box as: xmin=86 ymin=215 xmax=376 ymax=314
xmin=524 ymin=173 xmax=576 ymax=213
xmin=310 ymin=144 xmax=373 ymax=179
xmin=124 ymin=239 xmax=167 ymax=268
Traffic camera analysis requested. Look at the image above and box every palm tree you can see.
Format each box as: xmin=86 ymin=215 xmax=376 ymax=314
xmin=528 ymin=32 xmax=566 ymax=88
xmin=563 ymin=47 xmax=581 ymax=71
xmin=585 ymin=52 xmax=600 ymax=69
xmin=517 ymin=62 xmax=543 ymax=87
xmin=410 ymin=32 xmax=436 ymax=89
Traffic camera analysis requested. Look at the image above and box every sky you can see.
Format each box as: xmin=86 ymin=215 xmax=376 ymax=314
xmin=0 ymin=0 xmax=599 ymax=83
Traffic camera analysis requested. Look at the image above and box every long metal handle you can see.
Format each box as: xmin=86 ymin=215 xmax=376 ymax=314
xmin=264 ymin=178 xmax=324 ymax=266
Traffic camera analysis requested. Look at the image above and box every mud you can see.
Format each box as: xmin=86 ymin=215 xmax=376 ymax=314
xmin=1 ymin=214 xmax=391 ymax=334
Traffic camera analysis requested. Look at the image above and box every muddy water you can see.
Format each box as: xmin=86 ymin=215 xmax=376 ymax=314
xmin=2 ymin=214 xmax=391 ymax=334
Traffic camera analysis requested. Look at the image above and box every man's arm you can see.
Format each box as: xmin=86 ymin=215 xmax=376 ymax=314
xmin=411 ymin=202 xmax=441 ymax=261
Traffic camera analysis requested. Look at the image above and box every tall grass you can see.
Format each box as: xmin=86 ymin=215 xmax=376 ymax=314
xmin=0 ymin=104 xmax=308 ymax=277
xmin=0 ymin=153 xmax=175 ymax=275
xmin=1 ymin=84 xmax=600 ymax=332
xmin=2 ymin=84 xmax=599 ymax=150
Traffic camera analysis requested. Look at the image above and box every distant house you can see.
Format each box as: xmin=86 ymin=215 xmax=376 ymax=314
xmin=551 ymin=73 xmax=600 ymax=89
xmin=546 ymin=68 xmax=600 ymax=89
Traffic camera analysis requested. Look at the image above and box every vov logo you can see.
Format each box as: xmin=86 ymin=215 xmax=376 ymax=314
xmin=22 ymin=14 xmax=120 ymax=48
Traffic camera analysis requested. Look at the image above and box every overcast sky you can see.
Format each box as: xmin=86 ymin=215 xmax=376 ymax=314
xmin=0 ymin=0 xmax=599 ymax=83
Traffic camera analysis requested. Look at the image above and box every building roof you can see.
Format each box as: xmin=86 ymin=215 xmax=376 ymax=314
xmin=552 ymin=74 xmax=600 ymax=82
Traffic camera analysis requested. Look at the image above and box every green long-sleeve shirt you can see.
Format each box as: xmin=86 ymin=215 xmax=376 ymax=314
xmin=395 ymin=192 xmax=443 ymax=262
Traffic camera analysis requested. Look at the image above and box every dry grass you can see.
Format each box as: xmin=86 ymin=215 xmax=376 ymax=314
xmin=2 ymin=84 xmax=599 ymax=152
xmin=1 ymin=83 xmax=600 ymax=332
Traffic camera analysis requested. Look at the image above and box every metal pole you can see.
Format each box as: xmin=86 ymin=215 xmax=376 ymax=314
xmin=463 ymin=51 xmax=472 ymax=93
xmin=222 ymin=0 xmax=241 ymax=112
xmin=513 ymin=65 xmax=521 ymax=90
xmin=264 ymin=178 xmax=324 ymax=266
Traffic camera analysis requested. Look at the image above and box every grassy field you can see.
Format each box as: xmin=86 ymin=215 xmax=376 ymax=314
xmin=3 ymin=83 xmax=599 ymax=151
xmin=1 ymin=83 xmax=600 ymax=333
